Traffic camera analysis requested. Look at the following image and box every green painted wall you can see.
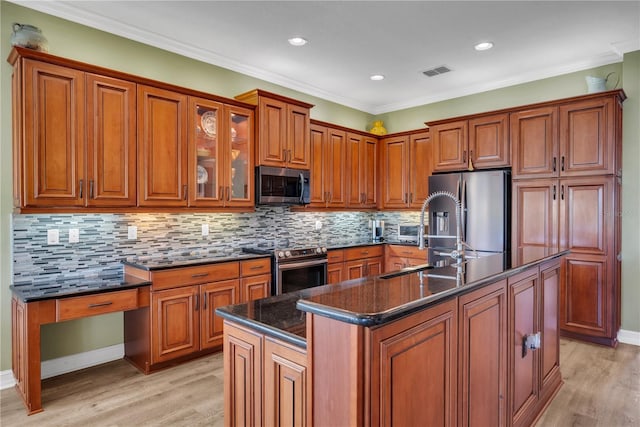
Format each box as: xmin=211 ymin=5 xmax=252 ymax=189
xmin=1 ymin=2 xmax=638 ymax=372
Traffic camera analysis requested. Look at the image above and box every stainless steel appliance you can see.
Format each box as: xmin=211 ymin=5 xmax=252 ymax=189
xmin=397 ymin=223 xmax=428 ymax=243
xmin=255 ymin=166 xmax=310 ymax=205
xmin=371 ymin=220 xmax=385 ymax=242
xmin=427 ymin=169 xmax=511 ymax=265
xmin=242 ymin=245 xmax=327 ymax=295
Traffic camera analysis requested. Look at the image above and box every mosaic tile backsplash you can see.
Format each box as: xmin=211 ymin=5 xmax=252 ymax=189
xmin=12 ymin=208 xmax=421 ymax=283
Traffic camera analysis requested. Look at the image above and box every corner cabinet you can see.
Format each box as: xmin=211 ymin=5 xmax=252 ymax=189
xmin=236 ymin=89 xmax=313 ymax=170
xmin=10 ymin=49 xmax=137 ymax=209
xmin=380 ymin=130 xmax=431 ymax=209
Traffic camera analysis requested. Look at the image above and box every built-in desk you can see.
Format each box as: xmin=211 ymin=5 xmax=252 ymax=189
xmin=10 ymin=275 xmax=151 ymax=415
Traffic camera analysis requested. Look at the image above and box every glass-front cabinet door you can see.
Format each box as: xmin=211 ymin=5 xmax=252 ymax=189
xmin=226 ymin=105 xmax=253 ymax=206
xmin=188 ymin=97 xmax=253 ymax=207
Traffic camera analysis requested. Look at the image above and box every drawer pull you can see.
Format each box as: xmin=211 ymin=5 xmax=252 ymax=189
xmin=191 ymin=273 xmax=210 ymax=278
xmin=88 ymin=301 xmax=113 ymax=308
xmin=250 ymin=265 xmax=264 ymax=270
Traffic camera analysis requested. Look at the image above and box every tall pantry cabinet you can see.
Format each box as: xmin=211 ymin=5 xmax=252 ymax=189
xmin=511 ymin=90 xmax=624 ymax=346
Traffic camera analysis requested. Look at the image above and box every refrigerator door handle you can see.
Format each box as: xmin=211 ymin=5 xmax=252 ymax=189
xmin=461 ymin=178 xmax=467 ymax=242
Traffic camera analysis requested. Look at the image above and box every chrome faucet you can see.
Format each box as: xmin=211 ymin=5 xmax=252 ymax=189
xmin=418 ymin=190 xmax=464 ymax=261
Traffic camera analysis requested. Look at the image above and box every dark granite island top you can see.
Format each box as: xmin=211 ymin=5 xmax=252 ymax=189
xmin=215 ymin=247 xmax=568 ymax=347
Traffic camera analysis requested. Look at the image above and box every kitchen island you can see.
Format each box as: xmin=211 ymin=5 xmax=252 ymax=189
xmin=216 ymin=247 xmax=567 ymax=427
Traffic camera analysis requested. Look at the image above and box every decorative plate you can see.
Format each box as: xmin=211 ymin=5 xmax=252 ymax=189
xmin=201 ymin=111 xmax=217 ymax=137
xmin=197 ymin=165 xmax=208 ymax=184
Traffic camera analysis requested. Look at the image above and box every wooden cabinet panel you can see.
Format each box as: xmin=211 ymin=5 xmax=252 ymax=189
xmin=287 ymin=104 xmax=310 ymax=169
xmin=560 ymin=97 xmax=616 ymax=176
xmin=151 ymin=286 xmax=198 ymax=364
xmin=201 ymin=280 xmax=238 ymax=350
xmin=327 ymin=262 xmax=345 ymax=285
xmin=408 ymin=131 xmax=432 ymax=208
xmin=559 ymin=177 xmax=613 ymax=255
xmin=511 ymin=107 xmax=559 ymax=179
xmin=264 ymin=337 xmax=308 ymax=427
xmin=259 ymin=97 xmax=287 ymax=166
xmin=86 ymin=73 xmax=136 ymax=206
xmin=469 ymin=113 xmax=510 ymax=169
xmin=363 ymin=136 xmax=378 ymax=207
xmin=241 ymin=273 xmax=271 ymax=302
xmin=380 ymin=136 xmax=409 ymax=208
xmin=240 ymin=258 xmax=270 ymax=277
xmin=326 ymin=128 xmax=347 ymax=207
xmin=224 ymin=322 xmax=263 ymax=427
xmin=346 ymin=133 xmax=378 ymax=208
xmin=344 ymin=245 xmax=384 ymax=261
xmin=137 ymin=85 xmax=188 ymax=206
xmin=309 ymin=124 xmax=327 ymax=206
xmin=561 ymin=255 xmax=609 ymax=337
xmin=432 ymin=120 xmax=468 ymax=172
xmin=508 ymin=268 xmax=539 ymax=427
xmin=56 ymin=289 xmax=138 ymax=321
xmin=458 ymin=280 xmax=507 ymax=427
xmin=369 ymin=299 xmax=457 ymax=427
xmin=23 ymin=59 xmax=85 ymax=207
xmin=151 ymin=262 xmax=239 ymax=291
xmin=540 ymin=260 xmax=561 ymax=396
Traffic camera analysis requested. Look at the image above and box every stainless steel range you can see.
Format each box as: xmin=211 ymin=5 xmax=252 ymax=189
xmin=243 ymin=245 xmax=328 ymax=295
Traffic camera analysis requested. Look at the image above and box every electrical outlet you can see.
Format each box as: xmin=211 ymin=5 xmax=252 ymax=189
xmin=69 ymin=228 xmax=80 ymax=243
xmin=47 ymin=229 xmax=59 ymax=245
xmin=315 ymin=220 xmax=322 ymax=231
xmin=128 ymin=225 xmax=138 ymax=240
xmin=202 ymin=224 xmax=209 ymax=237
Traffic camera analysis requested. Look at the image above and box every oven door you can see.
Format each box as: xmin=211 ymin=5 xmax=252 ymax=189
xmin=276 ymin=257 xmax=328 ymax=295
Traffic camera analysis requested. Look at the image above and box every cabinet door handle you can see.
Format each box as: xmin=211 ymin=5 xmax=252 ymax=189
xmin=410 ymin=193 xmax=414 ymax=203
xmin=462 ymin=150 xmax=467 ymax=163
xmin=522 ymin=332 xmax=541 ymax=357
xmin=469 ymin=149 xmax=474 ymax=161
xmin=183 ymin=185 xmax=188 ymax=200
xmin=88 ymin=301 xmax=113 ymax=308
xmin=219 ymin=186 xmax=224 ymax=200
xmin=226 ymin=186 xmax=230 ymax=201
xmin=79 ymin=179 xmax=84 ymax=199
xmin=195 ymin=293 xmax=199 ymax=311
xmin=553 ymin=184 xmax=556 ymax=200
xmin=552 ymin=157 xmax=557 ymax=172
xmin=203 ymin=293 xmax=207 ymax=310
xmin=283 ymin=149 xmax=287 ymax=162
xmin=89 ymin=180 xmax=95 ymax=199
xmin=191 ymin=272 xmax=210 ymax=278
xmin=561 ymin=156 xmax=565 ymax=172
xmin=561 ymin=184 xmax=565 ymax=200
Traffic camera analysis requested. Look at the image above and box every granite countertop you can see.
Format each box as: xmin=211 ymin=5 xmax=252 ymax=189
xmin=10 ymin=273 xmax=151 ymax=302
xmin=216 ymin=247 xmax=568 ymax=347
xmin=121 ymin=251 xmax=271 ymax=271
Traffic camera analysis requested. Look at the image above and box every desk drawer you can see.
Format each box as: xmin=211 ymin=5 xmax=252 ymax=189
xmin=151 ymin=262 xmax=239 ymax=291
xmin=57 ymin=289 xmax=139 ymax=321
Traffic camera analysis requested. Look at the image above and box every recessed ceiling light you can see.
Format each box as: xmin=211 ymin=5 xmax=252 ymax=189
xmin=288 ymin=37 xmax=308 ymax=46
xmin=370 ymin=74 xmax=385 ymax=81
xmin=474 ymin=41 xmax=494 ymax=51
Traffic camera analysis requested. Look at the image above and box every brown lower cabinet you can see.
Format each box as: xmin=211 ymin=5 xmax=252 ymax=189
xmin=344 ymin=245 xmax=384 ymax=280
xmin=224 ymin=257 xmax=563 ymax=427
xmin=124 ymin=258 xmax=270 ymax=372
xmin=385 ymin=244 xmax=428 ymax=271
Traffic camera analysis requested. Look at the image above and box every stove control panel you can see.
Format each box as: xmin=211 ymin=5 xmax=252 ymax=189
xmin=276 ymin=247 xmax=327 ymax=259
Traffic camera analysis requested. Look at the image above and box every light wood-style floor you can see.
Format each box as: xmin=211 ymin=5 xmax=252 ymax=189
xmin=1 ymin=339 xmax=638 ymax=426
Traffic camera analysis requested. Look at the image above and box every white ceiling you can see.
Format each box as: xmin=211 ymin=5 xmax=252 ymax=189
xmin=10 ymin=1 xmax=640 ymax=114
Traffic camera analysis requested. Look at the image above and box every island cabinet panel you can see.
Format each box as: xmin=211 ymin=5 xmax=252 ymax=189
xmin=264 ymin=337 xmax=308 ymax=427
xmin=540 ymin=259 xmax=561 ymax=402
xmin=223 ymin=321 xmax=263 ymax=427
xmin=369 ymin=299 xmax=457 ymax=427
xmin=137 ymin=84 xmax=188 ymax=206
xmin=458 ymin=280 xmax=507 ymax=427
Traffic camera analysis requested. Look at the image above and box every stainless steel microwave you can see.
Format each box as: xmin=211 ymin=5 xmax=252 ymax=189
xmin=398 ymin=223 xmax=428 ymax=243
xmin=255 ymin=166 xmax=311 ymax=205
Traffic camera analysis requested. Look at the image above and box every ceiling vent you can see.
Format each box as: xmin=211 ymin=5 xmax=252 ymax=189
xmin=422 ymin=65 xmax=452 ymax=77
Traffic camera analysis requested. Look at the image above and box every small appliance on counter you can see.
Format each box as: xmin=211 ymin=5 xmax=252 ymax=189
xmin=371 ymin=220 xmax=385 ymax=242
xmin=397 ymin=223 xmax=428 ymax=243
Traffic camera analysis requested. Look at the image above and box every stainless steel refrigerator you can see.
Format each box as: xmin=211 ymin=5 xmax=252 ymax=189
xmin=427 ymin=169 xmax=511 ymax=265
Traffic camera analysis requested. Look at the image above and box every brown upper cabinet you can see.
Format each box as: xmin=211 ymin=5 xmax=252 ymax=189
xmin=511 ymin=92 xmax=623 ymax=179
xmin=236 ymin=89 xmax=313 ymax=170
xmin=346 ymin=132 xmax=378 ymax=208
xmin=137 ymin=85 xmax=188 ymax=207
xmin=380 ymin=131 xmax=431 ymax=209
xmin=187 ymin=97 xmax=254 ymax=208
xmin=308 ymin=123 xmax=347 ymax=208
xmin=11 ymin=53 xmax=137 ymax=209
xmin=430 ymin=113 xmax=510 ymax=172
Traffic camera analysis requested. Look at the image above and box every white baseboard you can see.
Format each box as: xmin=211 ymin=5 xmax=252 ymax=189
xmin=0 ymin=344 xmax=124 ymax=391
xmin=618 ymin=329 xmax=640 ymax=346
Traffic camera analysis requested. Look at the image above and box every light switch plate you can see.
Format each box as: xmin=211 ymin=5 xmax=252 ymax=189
xmin=202 ymin=224 xmax=209 ymax=237
xmin=47 ymin=229 xmax=59 ymax=245
xmin=128 ymin=226 xmax=137 ymax=240
xmin=69 ymin=228 xmax=79 ymax=243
